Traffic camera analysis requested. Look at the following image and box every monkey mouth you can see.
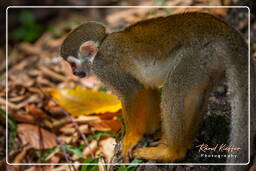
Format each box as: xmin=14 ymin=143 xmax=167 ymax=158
xmin=73 ymin=69 xmax=86 ymax=78
xmin=66 ymin=56 xmax=87 ymax=78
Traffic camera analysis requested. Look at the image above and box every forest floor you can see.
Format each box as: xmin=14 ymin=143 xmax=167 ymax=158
xmin=0 ymin=0 xmax=255 ymax=171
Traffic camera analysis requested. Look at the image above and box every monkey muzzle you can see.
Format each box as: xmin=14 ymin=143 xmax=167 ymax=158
xmin=67 ymin=56 xmax=87 ymax=78
xmin=73 ymin=69 xmax=86 ymax=78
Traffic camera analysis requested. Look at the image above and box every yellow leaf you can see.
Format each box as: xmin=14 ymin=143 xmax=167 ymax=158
xmin=50 ymin=86 xmax=122 ymax=116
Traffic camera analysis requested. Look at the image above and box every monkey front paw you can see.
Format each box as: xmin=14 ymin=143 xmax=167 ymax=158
xmin=122 ymin=133 xmax=143 ymax=162
xmin=133 ymin=145 xmax=186 ymax=162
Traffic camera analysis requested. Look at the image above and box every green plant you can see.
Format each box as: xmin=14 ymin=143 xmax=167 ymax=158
xmin=0 ymin=109 xmax=17 ymax=150
xmin=63 ymin=144 xmax=84 ymax=158
xmin=12 ymin=10 xmax=43 ymax=42
xmin=117 ymin=158 xmax=144 ymax=171
xmin=86 ymin=131 xmax=116 ymax=141
xmin=81 ymin=157 xmax=99 ymax=171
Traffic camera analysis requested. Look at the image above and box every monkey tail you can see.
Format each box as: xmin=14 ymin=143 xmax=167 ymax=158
xmin=225 ymin=45 xmax=250 ymax=171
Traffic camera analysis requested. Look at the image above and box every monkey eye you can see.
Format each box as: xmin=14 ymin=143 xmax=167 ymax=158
xmin=69 ymin=61 xmax=77 ymax=70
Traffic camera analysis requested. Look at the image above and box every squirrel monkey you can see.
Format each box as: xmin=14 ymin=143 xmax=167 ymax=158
xmin=60 ymin=12 xmax=249 ymax=166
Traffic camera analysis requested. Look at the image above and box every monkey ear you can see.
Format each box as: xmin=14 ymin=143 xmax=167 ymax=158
xmin=61 ymin=21 xmax=106 ymax=60
xmin=79 ymin=41 xmax=99 ymax=62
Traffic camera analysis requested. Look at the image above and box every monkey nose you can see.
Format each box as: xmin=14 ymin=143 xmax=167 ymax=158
xmin=73 ymin=69 xmax=86 ymax=78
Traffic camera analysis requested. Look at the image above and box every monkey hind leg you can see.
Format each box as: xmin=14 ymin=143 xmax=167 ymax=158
xmin=122 ymin=88 xmax=161 ymax=160
xmin=134 ymin=144 xmax=185 ymax=162
xmin=133 ymin=83 xmax=210 ymax=162
xmin=134 ymin=58 xmax=223 ymax=162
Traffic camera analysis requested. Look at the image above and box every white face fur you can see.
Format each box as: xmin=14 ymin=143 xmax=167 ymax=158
xmin=67 ymin=56 xmax=82 ymax=68
xmin=66 ymin=41 xmax=98 ymax=78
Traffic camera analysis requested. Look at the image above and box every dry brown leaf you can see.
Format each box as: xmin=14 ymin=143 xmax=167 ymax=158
xmin=51 ymin=165 xmax=79 ymax=171
xmin=83 ymin=140 xmax=98 ymax=157
xmin=36 ymin=76 xmax=55 ymax=87
xmin=8 ymin=95 xmax=26 ymax=103
xmin=60 ymin=123 xmax=90 ymax=135
xmin=51 ymin=117 xmax=71 ymax=128
xmin=44 ymin=100 xmax=64 ymax=116
xmin=25 ymin=166 xmax=52 ymax=171
xmin=27 ymin=69 xmax=41 ymax=77
xmin=45 ymin=148 xmax=60 ymax=162
xmin=11 ymin=59 xmax=30 ymax=72
xmin=58 ymin=135 xmax=72 ymax=144
xmin=9 ymin=74 xmax=34 ymax=87
xmin=98 ymin=158 xmax=106 ymax=171
xmin=17 ymin=95 xmax=42 ymax=109
xmin=13 ymin=146 xmax=30 ymax=166
xmin=98 ymin=112 xmax=122 ymax=120
xmin=74 ymin=115 xmax=101 ymax=123
xmin=99 ymin=137 xmax=116 ymax=163
xmin=59 ymin=123 xmax=76 ymax=135
xmin=17 ymin=124 xmax=57 ymax=149
xmin=70 ymin=133 xmax=80 ymax=144
xmin=8 ymin=84 xmax=26 ymax=97
xmin=249 ymin=162 xmax=256 ymax=171
xmin=9 ymin=110 xmax=36 ymax=124
xmin=25 ymin=104 xmax=48 ymax=119
xmin=27 ymin=87 xmax=44 ymax=98
xmin=19 ymin=42 xmax=41 ymax=55
xmin=0 ymin=97 xmax=20 ymax=110
xmin=79 ymin=124 xmax=91 ymax=134
xmin=5 ymin=165 xmax=18 ymax=171
xmin=89 ymin=116 xmax=121 ymax=133
xmin=39 ymin=66 xmax=67 ymax=82
xmin=50 ymin=155 xmax=60 ymax=163
xmin=106 ymin=8 xmax=149 ymax=28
